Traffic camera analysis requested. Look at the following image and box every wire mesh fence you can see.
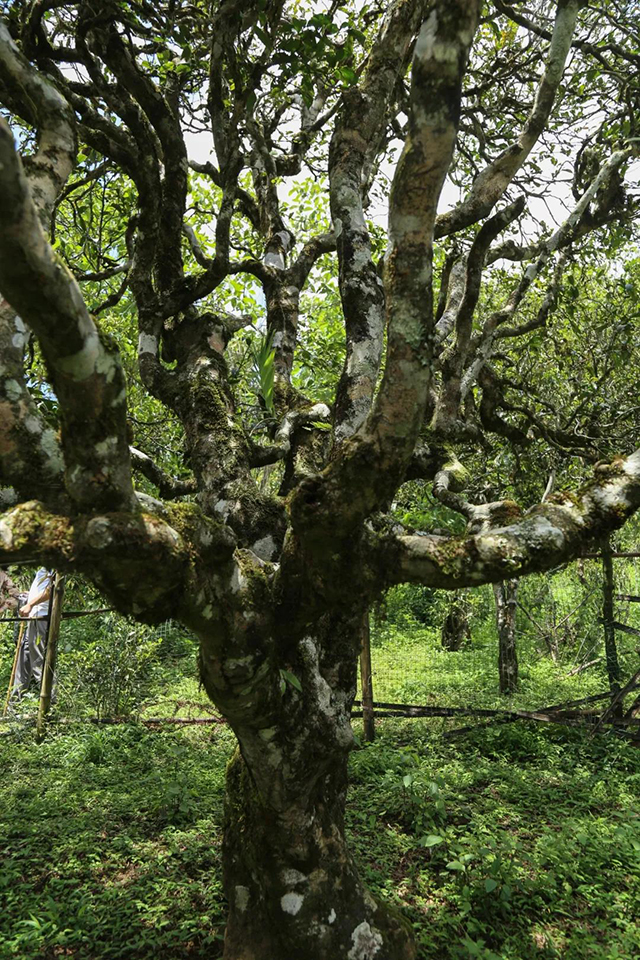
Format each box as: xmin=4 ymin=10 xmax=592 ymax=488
xmin=2 ymin=558 xmax=639 ymax=737
xmin=359 ymin=557 xmax=640 ymax=718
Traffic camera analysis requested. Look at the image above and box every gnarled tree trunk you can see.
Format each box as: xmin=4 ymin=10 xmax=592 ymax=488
xmin=204 ymin=615 xmax=415 ymax=960
xmin=4 ymin=2 xmax=640 ymax=957
xmin=223 ymin=752 xmax=414 ymax=960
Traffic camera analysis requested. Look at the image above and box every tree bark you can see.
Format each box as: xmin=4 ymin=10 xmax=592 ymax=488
xmin=441 ymin=593 xmax=470 ymax=651
xmin=217 ymin=617 xmax=415 ymax=960
xmin=493 ymin=579 xmax=519 ymax=694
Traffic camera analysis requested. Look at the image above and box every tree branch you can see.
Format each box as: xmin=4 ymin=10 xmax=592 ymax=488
xmin=385 ymin=450 xmax=640 ymax=588
xmin=290 ymin=0 xmax=481 ymax=545
xmin=0 ymin=22 xmax=76 ymax=224
xmin=0 ymin=117 xmax=134 ymax=511
xmin=130 ymin=447 xmax=197 ymax=500
xmin=249 ymin=404 xmax=332 ymax=468
xmin=435 ymin=0 xmax=582 ymax=238
xmin=0 ymin=303 xmax=65 ymax=504
xmin=459 ymin=147 xmax=636 ymax=400
xmin=329 ymin=0 xmax=429 ymax=442
xmin=365 ymin=1 xmax=481 ymax=493
xmin=0 ymin=497 xmax=235 ymax=629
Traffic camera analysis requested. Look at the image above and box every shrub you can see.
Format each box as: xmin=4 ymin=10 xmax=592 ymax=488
xmin=65 ymin=616 xmax=161 ymax=719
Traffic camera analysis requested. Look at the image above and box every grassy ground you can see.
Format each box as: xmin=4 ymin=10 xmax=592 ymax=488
xmin=0 ymin=627 xmax=638 ymax=959
xmin=366 ymin=618 xmax=639 ymax=710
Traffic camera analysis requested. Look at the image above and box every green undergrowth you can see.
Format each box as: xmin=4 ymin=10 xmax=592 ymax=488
xmin=0 ymin=719 xmax=233 ymax=959
xmin=0 ymin=643 xmax=638 ymax=959
xmin=349 ymin=719 xmax=640 ymax=960
xmin=365 ymin=619 xmax=638 ymax=711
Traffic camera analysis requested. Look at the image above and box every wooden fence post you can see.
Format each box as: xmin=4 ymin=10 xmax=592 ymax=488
xmin=360 ymin=612 xmax=375 ymax=742
xmin=36 ymin=573 xmax=66 ymax=741
xmin=3 ymin=620 xmax=25 ymax=717
xmin=601 ymin=538 xmax=622 ymax=719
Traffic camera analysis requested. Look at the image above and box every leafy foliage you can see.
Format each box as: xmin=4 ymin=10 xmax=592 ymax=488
xmin=251 ymin=331 xmax=276 ymax=417
xmin=63 ymin=616 xmax=162 ymax=720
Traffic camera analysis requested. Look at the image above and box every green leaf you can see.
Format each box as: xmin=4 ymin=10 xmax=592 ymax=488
xmin=252 ymin=332 xmax=276 ymax=415
xmin=348 ymin=27 xmax=367 ymax=45
xmin=421 ymin=834 xmax=444 ymax=848
xmin=484 ymin=878 xmax=498 ymax=893
xmin=280 ymin=669 xmax=302 ymax=693
xmin=338 ymin=66 xmax=357 ymax=85
xmin=446 ymin=860 xmax=466 ymax=871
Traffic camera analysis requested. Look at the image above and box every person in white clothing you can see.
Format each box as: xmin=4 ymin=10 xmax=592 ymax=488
xmin=12 ymin=568 xmax=55 ymax=700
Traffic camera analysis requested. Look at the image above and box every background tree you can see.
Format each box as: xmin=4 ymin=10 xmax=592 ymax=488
xmin=1 ymin=1 xmax=640 ymax=957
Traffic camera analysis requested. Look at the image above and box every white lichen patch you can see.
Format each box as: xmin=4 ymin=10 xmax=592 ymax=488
xmin=198 ymin=527 xmax=214 ymax=547
xmin=24 ymin=417 xmax=41 ymax=434
xmin=95 ymin=436 xmax=119 ymax=458
xmin=143 ymin=517 xmax=180 ymax=545
xmin=280 ymin=892 xmax=304 ymax=916
xmin=0 ymin=488 xmax=17 ymax=507
xmin=230 ymin=565 xmax=247 ymax=594
xmin=11 ymin=316 xmax=27 ymax=351
xmin=57 ymin=334 xmax=102 ymax=381
xmin=593 ymin=479 xmax=631 ymax=512
xmin=280 ymin=869 xmax=307 ymax=887
xmin=235 ymin=885 xmax=250 ymax=913
xmin=298 ymin=638 xmax=353 ymax=749
xmin=415 ymin=10 xmax=438 ymax=58
xmin=251 ymin=534 xmax=277 ymax=561
xmin=138 ymin=333 xmax=158 ymax=356
xmin=85 ymin=517 xmax=113 ymax=549
xmin=328 ymin=908 xmax=337 ymax=925
xmin=348 ymin=921 xmax=383 ymax=960
xmin=4 ymin=380 xmax=22 ymax=402
xmin=136 ymin=492 xmax=166 ymax=515
xmin=349 ymin=243 xmax=373 ymax=274
xmin=0 ymin=519 xmax=12 ymax=547
xmin=95 ymin=352 xmax=116 ymax=381
xmin=43 ymin=437 xmax=64 ymax=477
xmin=524 ymin=515 xmax=565 ymax=550
xmin=346 ymin=339 xmax=377 ymax=376
xmin=214 ymin=499 xmax=230 ymax=520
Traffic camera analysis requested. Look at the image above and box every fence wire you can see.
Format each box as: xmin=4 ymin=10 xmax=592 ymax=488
xmin=361 ymin=558 xmax=640 ymax=714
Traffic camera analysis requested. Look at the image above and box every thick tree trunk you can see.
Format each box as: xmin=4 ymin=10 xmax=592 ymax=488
xmin=222 ymin=751 xmax=414 ymax=960
xmin=216 ymin=618 xmax=416 ymax=960
xmin=493 ymin=580 xmax=519 ymax=694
